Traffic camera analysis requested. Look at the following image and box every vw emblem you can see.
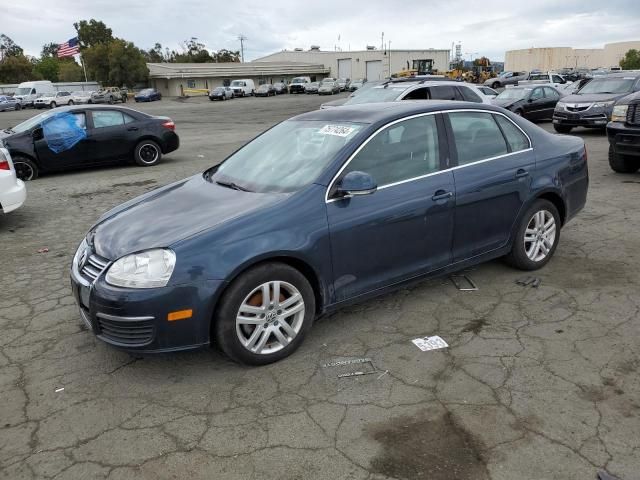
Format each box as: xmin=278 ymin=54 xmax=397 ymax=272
xmin=266 ymin=311 xmax=277 ymax=322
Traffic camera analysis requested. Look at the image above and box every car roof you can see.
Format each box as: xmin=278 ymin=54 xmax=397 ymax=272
xmin=293 ymin=101 xmax=501 ymax=124
xmin=46 ymin=105 xmax=151 ymax=116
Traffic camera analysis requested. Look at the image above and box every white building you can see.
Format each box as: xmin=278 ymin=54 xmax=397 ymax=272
xmin=253 ymin=47 xmax=451 ymax=80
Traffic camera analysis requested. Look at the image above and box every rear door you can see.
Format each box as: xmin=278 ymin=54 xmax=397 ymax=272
xmin=542 ymin=87 xmax=561 ymax=118
xmin=523 ymin=87 xmax=546 ymax=120
xmin=445 ymin=110 xmax=534 ymax=261
xmin=86 ymin=110 xmax=130 ymax=163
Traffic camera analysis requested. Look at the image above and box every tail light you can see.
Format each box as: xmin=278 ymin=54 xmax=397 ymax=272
xmin=161 ymin=120 xmax=175 ymax=131
xmin=0 ymin=161 xmax=9 ymax=171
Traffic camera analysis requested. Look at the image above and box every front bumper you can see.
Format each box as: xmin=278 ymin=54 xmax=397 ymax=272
xmin=70 ymin=253 xmax=226 ymax=353
xmin=607 ymin=121 xmax=640 ymax=157
xmin=553 ymin=109 xmax=609 ymax=128
xmin=0 ymin=178 xmax=26 ymax=213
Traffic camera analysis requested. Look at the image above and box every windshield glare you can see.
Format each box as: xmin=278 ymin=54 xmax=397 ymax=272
xmin=12 ymin=111 xmax=54 ymax=133
xmin=578 ymin=78 xmax=635 ymax=94
xmin=344 ymin=85 xmax=408 ymax=105
xmin=212 ymin=120 xmax=364 ymax=193
xmin=496 ymin=88 xmax=530 ymax=100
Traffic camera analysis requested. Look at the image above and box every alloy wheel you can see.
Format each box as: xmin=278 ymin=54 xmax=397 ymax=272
xmin=524 ymin=210 xmax=556 ymax=262
xmin=14 ymin=161 xmax=35 ymax=181
xmin=139 ymin=144 xmax=159 ymax=164
xmin=235 ymin=281 xmax=305 ymax=355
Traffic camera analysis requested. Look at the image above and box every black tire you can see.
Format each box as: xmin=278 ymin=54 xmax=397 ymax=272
xmin=13 ymin=156 xmax=39 ymax=181
xmin=134 ymin=140 xmax=162 ymax=167
xmin=214 ymin=262 xmax=315 ymax=365
xmin=505 ymin=199 xmax=561 ymax=271
xmin=68 ymin=100 xmax=74 ymax=106
xmin=492 ymin=82 xmax=500 ymax=89
xmin=108 ymin=96 xmax=114 ymax=105
xmin=88 ymin=99 xmax=93 ymax=104
xmin=50 ymin=102 xmax=56 ymax=109
xmin=554 ymin=125 xmax=573 ymax=134
xmin=15 ymin=103 xmax=21 ymax=111
xmin=608 ymin=145 xmax=640 ymax=173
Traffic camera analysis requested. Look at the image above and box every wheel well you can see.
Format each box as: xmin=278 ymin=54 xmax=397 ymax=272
xmin=11 ymin=152 xmax=38 ymax=166
xmin=538 ymin=192 xmax=566 ymax=225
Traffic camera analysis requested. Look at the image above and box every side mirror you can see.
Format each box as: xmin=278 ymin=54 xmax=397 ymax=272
xmin=32 ymin=128 xmax=44 ymax=141
xmin=336 ymin=171 xmax=377 ymax=198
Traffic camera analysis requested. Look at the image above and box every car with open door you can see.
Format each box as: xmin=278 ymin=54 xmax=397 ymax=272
xmin=69 ymin=101 xmax=588 ymax=365
xmin=0 ymin=105 xmax=179 ymax=181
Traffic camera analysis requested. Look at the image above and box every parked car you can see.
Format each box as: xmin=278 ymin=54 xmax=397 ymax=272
xmin=255 ymin=84 xmax=276 ymax=97
xmin=607 ymin=91 xmax=640 ymax=173
xmin=348 ymin=79 xmax=365 ymax=92
xmin=34 ymin=91 xmax=73 ymax=109
xmin=289 ymin=76 xmax=311 ymax=94
xmin=558 ymin=78 xmax=592 ymax=95
xmin=69 ymin=101 xmax=588 ymax=365
xmin=484 ymin=71 xmax=529 ymax=89
xmin=319 ymin=99 xmax=348 ymax=109
xmin=209 ymin=87 xmax=234 ymax=101
xmin=519 ymin=72 xmax=569 ymax=88
xmin=492 ymin=85 xmax=564 ymax=120
xmin=70 ymin=91 xmax=95 ymax=105
xmin=0 ymin=147 xmax=26 ymax=214
xmin=134 ymin=88 xmax=162 ymax=102
xmin=318 ymin=80 xmax=340 ymax=95
xmin=0 ymin=105 xmax=179 ymax=181
xmin=92 ymin=87 xmax=124 ymax=104
xmin=0 ymin=95 xmax=21 ymax=112
xmin=13 ymin=81 xmax=56 ymax=108
xmin=337 ymin=78 xmax=350 ymax=91
xmin=477 ymin=86 xmax=499 ymax=100
xmin=304 ymin=82 xmax=320 ymax=94
xmin=273 ymin=83 xmax=288 ymax=94
xmin=341 ymin=80 xmax=492 ymax=106
xmin=230 ymin=79 xmax=256 ymax=97
xmin=552 ymin=72 xmax=640 ymax=133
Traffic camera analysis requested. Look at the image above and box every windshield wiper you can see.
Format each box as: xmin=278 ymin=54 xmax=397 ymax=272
xmin=215 ymin=179 xmax=252 ymax=192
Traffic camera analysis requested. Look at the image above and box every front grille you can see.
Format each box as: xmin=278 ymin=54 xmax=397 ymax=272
xmin=566 ymin=106 xmax=589 ymax=112
xmin=628 ymin=104 xmax=640 ymax=125
xmin=80 ymin=253 xmax=109 ymax=283
xmin=97 ymin=314 xmax=154 ymax=346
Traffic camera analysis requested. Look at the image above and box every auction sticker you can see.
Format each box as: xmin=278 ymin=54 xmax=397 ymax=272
xmin=412 ymin=335 xmax=449 ymax=352
xmin=319 ymin=125 xmax=355 ymax=137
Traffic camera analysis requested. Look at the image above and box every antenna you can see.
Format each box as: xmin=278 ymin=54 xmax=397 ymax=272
xmin=237 ymin=34 xmax=247 ymax=62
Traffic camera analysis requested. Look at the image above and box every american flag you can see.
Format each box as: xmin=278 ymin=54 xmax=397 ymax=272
xmin=57 ymin=37 xmax=80 ymax=57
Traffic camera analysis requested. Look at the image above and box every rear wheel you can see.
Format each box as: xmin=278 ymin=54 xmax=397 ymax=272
xmin=554 ymin=125 xmax=573 ymax=134
xmin=108 ymin=96 xmax=114 ymax=105
xmin=15 ymin=103 xmax=21 ymax=111
xmin=609 ymin=145 xmax=640 ymax=173
xmin=134 ymin=140 xmax=162 ymax=166
xmin=68 ymin=100 xmax=74 ymax=106
xmin=492 ymin=82 xmax=500 ymax=89
xmin=13 ymin=156 xmax=39 ymax=181
xmin=50 ymin=101 xmax=56 ymax=109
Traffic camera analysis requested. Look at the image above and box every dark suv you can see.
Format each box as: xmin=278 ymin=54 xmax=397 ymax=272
xmin=607 ymin=90 xmax=640 ymax=173
xmin=552 ymin=73 xmax=640 ymax=133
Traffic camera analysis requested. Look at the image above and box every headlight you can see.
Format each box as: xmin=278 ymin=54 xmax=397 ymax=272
xmin=594 ymin=101 xmax=614 ymax=109
xmin=105 ymin=249 xmax=176 ymax=288
xmin=611 ymin=104 xmax=628 ymax=122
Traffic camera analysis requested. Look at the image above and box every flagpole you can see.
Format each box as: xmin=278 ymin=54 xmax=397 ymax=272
xmin=79 ymin=53 xmax=88 ymax=82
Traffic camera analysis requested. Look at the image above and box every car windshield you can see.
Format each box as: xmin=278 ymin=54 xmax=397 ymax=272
xmin=231 ymin=81 xmax=245 ymax=86
xmin=496 ymin=88 xmax=530 ymax=100
xmin=15 ymin=87 xmax=32 ymax=95
xmin=578 ymin=78 xmax=636 ymax=94
xmin=291 ymin=78 xmax=305 ymax=84
xmin=140 ymin=89 xmax=153 ymax=94
xmin=211 ymin=120 xmax=364 ymax=193
xmin=309 ymin=82 xmax=319 ymax=87
xmin=322 ymin=79 xmax=335 ymax=84
xmin=213 ymin=87 xmax=224 ymax=92
xmin=258 ymin=85 xmax=269 ymax=89
xmin=343 ymin=85 xmax=409 ymax=105
xmin=11 ymin=110 xmax=54 ymax=133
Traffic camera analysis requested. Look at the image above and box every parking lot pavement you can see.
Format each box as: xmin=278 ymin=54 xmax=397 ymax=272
xmin=1 ymin=95 xmax=639 ymax=480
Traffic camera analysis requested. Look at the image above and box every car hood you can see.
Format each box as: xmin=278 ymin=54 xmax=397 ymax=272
xmin=561 ymin=92 xmax=627 ymax=103
xmin=36 ymin=96 xmax=54 ymax=101
xmin=492 ymin=98 xmax=523 ymax=108
xmin=91 ymin=174 xmax=287 ymax=260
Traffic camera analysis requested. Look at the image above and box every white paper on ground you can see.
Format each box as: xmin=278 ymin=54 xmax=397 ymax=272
xmin=411 ymin=335 xmax=449 ymax=352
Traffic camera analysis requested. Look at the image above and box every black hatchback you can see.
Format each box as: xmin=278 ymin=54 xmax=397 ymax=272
xmin=0 ymin=105 xmax=180 ymax=181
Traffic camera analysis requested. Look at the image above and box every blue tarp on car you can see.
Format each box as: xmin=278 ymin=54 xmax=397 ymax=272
xmin=42 ymin=112 xmax=87 ymax=154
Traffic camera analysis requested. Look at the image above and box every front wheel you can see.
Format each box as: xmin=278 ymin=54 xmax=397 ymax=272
xmin=214 ymin=263 xmax=315 ymax=365
xmin=68 ymin=100 xmax=74 ymax=106
xmin=134 ymin=140 xmax=162 ymax=166
xmin=50 ymin=102 xmax=56 ymax=109
xmin=108 ymin=96 xmax=114 ymax=105
xmin=15 ymin=103 xmax=21 ymax=111
xmin=492 ymin=82 xmax=500 ymax=89
xmin=554 ymin=125 xmax=573 ymax=134
xmin=505 ymin=199 xmax=561 ymax=270
xmin=13 ymin=156 xmax=39 ymax=181
xmin=609 ymin=145 xmax=640 ymax=173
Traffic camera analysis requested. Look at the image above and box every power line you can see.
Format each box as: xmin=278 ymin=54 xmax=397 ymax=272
xmin=237 ymin=34 xmax=247 ymax=63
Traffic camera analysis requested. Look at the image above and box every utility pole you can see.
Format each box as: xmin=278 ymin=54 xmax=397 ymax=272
xmin=381 ymin=32 xmax=384 ymax=51
xmin=238 ymin=34 xmax=247 ymax=63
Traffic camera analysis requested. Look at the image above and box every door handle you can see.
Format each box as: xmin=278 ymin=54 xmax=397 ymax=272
xmin=127 ymin=126 xmax=139 ymax=131
xmin=432 ymin=190 xmax=453 ymax=201
xmin=515 ymin=169 xmax=529 ymax=178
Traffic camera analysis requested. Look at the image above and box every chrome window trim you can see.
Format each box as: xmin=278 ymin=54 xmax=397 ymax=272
xmin=325 ymin=109 xmax=532 ymax=204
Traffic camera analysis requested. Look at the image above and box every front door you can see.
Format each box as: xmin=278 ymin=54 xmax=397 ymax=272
xmin=33 ymin=111 xmax=90 ymax=171
xmin=326 ymin=113 xmax=455 ymax=302
xmin=445 ymin=111 xmax=535 ymax=261
xmin=86 ymin=110 xmax=130 ymax=163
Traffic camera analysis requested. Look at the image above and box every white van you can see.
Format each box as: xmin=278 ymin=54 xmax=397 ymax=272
xmin=229 ymin=79 xmax=255 ymax=97
xmin=13 ymin=81 xmax=56 ymax=108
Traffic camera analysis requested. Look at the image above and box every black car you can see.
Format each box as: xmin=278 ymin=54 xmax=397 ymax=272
xmin=0 ymin=105 xmax=179 ymax=181
xmin=607 ymin=91 xmax=640 ymax=173
xmin=273 ymin=83 xmax=288 ymax=94
xmin=492 ymin=85 xmax=564 ymax=121
xmin=255 ymin=84 xmax=276 ymax=97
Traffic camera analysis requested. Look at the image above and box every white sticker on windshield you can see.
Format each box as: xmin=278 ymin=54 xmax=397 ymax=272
xmin=319 ymin=125 xmax=355 ymax=137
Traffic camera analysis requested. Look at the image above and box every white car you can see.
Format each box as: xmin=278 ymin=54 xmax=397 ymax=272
xmin=477 ymin=86 xmax=500 ymax=100
xmin=0 ymin=147 xmax=26 ymax=214
xmin=69 ymin=91 xmax=95 ymax=104
xmin=34 ymin=91 xmax=73 ymax=109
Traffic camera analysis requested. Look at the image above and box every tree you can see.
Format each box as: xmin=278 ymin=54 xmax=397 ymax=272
xmin=0 ymin=55 xmax=34 ymax=83
xmin=41 ymin=42 xmax=60 ymax=58
xmin=82 ymin=43 xmax=110 ymax=82
xmin=173 ymin=37 xmax=213 ymax=63
xmin=0 ymin=34 xmax=23 ymax=60
xmin=58 ymin=60 xmax=83 ymax=82
xmin=74 ymin=19 xmax=113 ymax=48
xmin=145 ymin=43 xmax=166 ymax=63
xmin=213 ymin=49 xmax=241 ymax=63
xmin=107 ymin=39 xmax=148 ymax=86
xmin=33 ymin=56 xmax=59 ymax=81
xmin=620 ymin=49 xmax=640 ymax=70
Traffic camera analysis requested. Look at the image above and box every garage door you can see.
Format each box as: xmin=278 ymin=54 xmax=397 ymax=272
xmin=366 ymin=60 xmax=383 ymax=81
xmin=338 ymin=59 xmax=352 ymax=79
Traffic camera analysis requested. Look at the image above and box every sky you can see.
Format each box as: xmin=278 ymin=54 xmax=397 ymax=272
xmin=3 ymin=0 xmax=640 ymax=62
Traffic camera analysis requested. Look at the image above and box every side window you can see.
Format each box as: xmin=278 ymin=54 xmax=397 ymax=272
xmin=458 ymin=86 xmax=483 ymax=103
xmin=92 ymin=111 xmax=124 ymax=128
xmin=429 ymin=86 xmax=458 ymax=100
xmin=494 ymin=115 xmax=529 ymax=152
xmin=448 ymin=112 xmax=508 ymax=165
xmin=123 ymin=113 xmax=136 ymax=124
xmin=343 ymin=115 xmax=440 ymax=187
xmin=530 ymin=88 xmax=544 ymax=100
xmin=544 ymin=87 xmax=560 ymax=100
xmin=552 ymin=75 xmax=563 ymax=83
xmin=73 ymin=113 xmax=86 ymax=130
xmin=403 ymin=87 xmax=428 ymax=100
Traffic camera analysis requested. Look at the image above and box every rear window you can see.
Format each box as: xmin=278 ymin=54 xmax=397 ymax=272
xmin=494 ymin=115 xmax=529 ymax=152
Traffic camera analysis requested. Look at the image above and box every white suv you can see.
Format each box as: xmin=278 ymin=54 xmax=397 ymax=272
xmin=34 ymin=91 xmax=73 ymax=109
xmin=0 ymin=147 xmax=26 ymax=214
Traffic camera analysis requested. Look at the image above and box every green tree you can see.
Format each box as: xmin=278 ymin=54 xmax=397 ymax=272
xmin=213 ymin=49 xmax=240 ymax=63
xmin=620 ymin=49 xmax=640 ymax=70
xmin=0 ymin=55 xmax=34 ymax=83
xmin=41 ymin=42 xmax=60 ymax=58
xmin=107 ymin=39 xmax=148 ymax=86
xmin=74 ymin=19 xmax=113 ymax=48
xmin=33 ymin=56 xmax=59 ymax=81
xmin=173 ymin=37 xmax=212 ymax=63
xmin=58 ymin=60 xmax=83 ymax=81
xmin=0 ymin=34 xmax=23 ymax=59
xmin=145 ymin=43 xmax=166 ymax=63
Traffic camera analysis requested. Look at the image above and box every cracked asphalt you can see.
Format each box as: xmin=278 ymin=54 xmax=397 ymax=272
xmin=1 ymin=93 xmax=639 ymax=480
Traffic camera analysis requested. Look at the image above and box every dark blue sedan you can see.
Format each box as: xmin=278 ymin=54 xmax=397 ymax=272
xmin=70 ymin=102 xmax=588 ymax=365
xmin=134 ymin=88 xmax=162 ymax=102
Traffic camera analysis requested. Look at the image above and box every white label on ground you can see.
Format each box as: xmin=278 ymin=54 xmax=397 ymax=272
xmin=412 ymin=335 xmax=449 ymax=352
